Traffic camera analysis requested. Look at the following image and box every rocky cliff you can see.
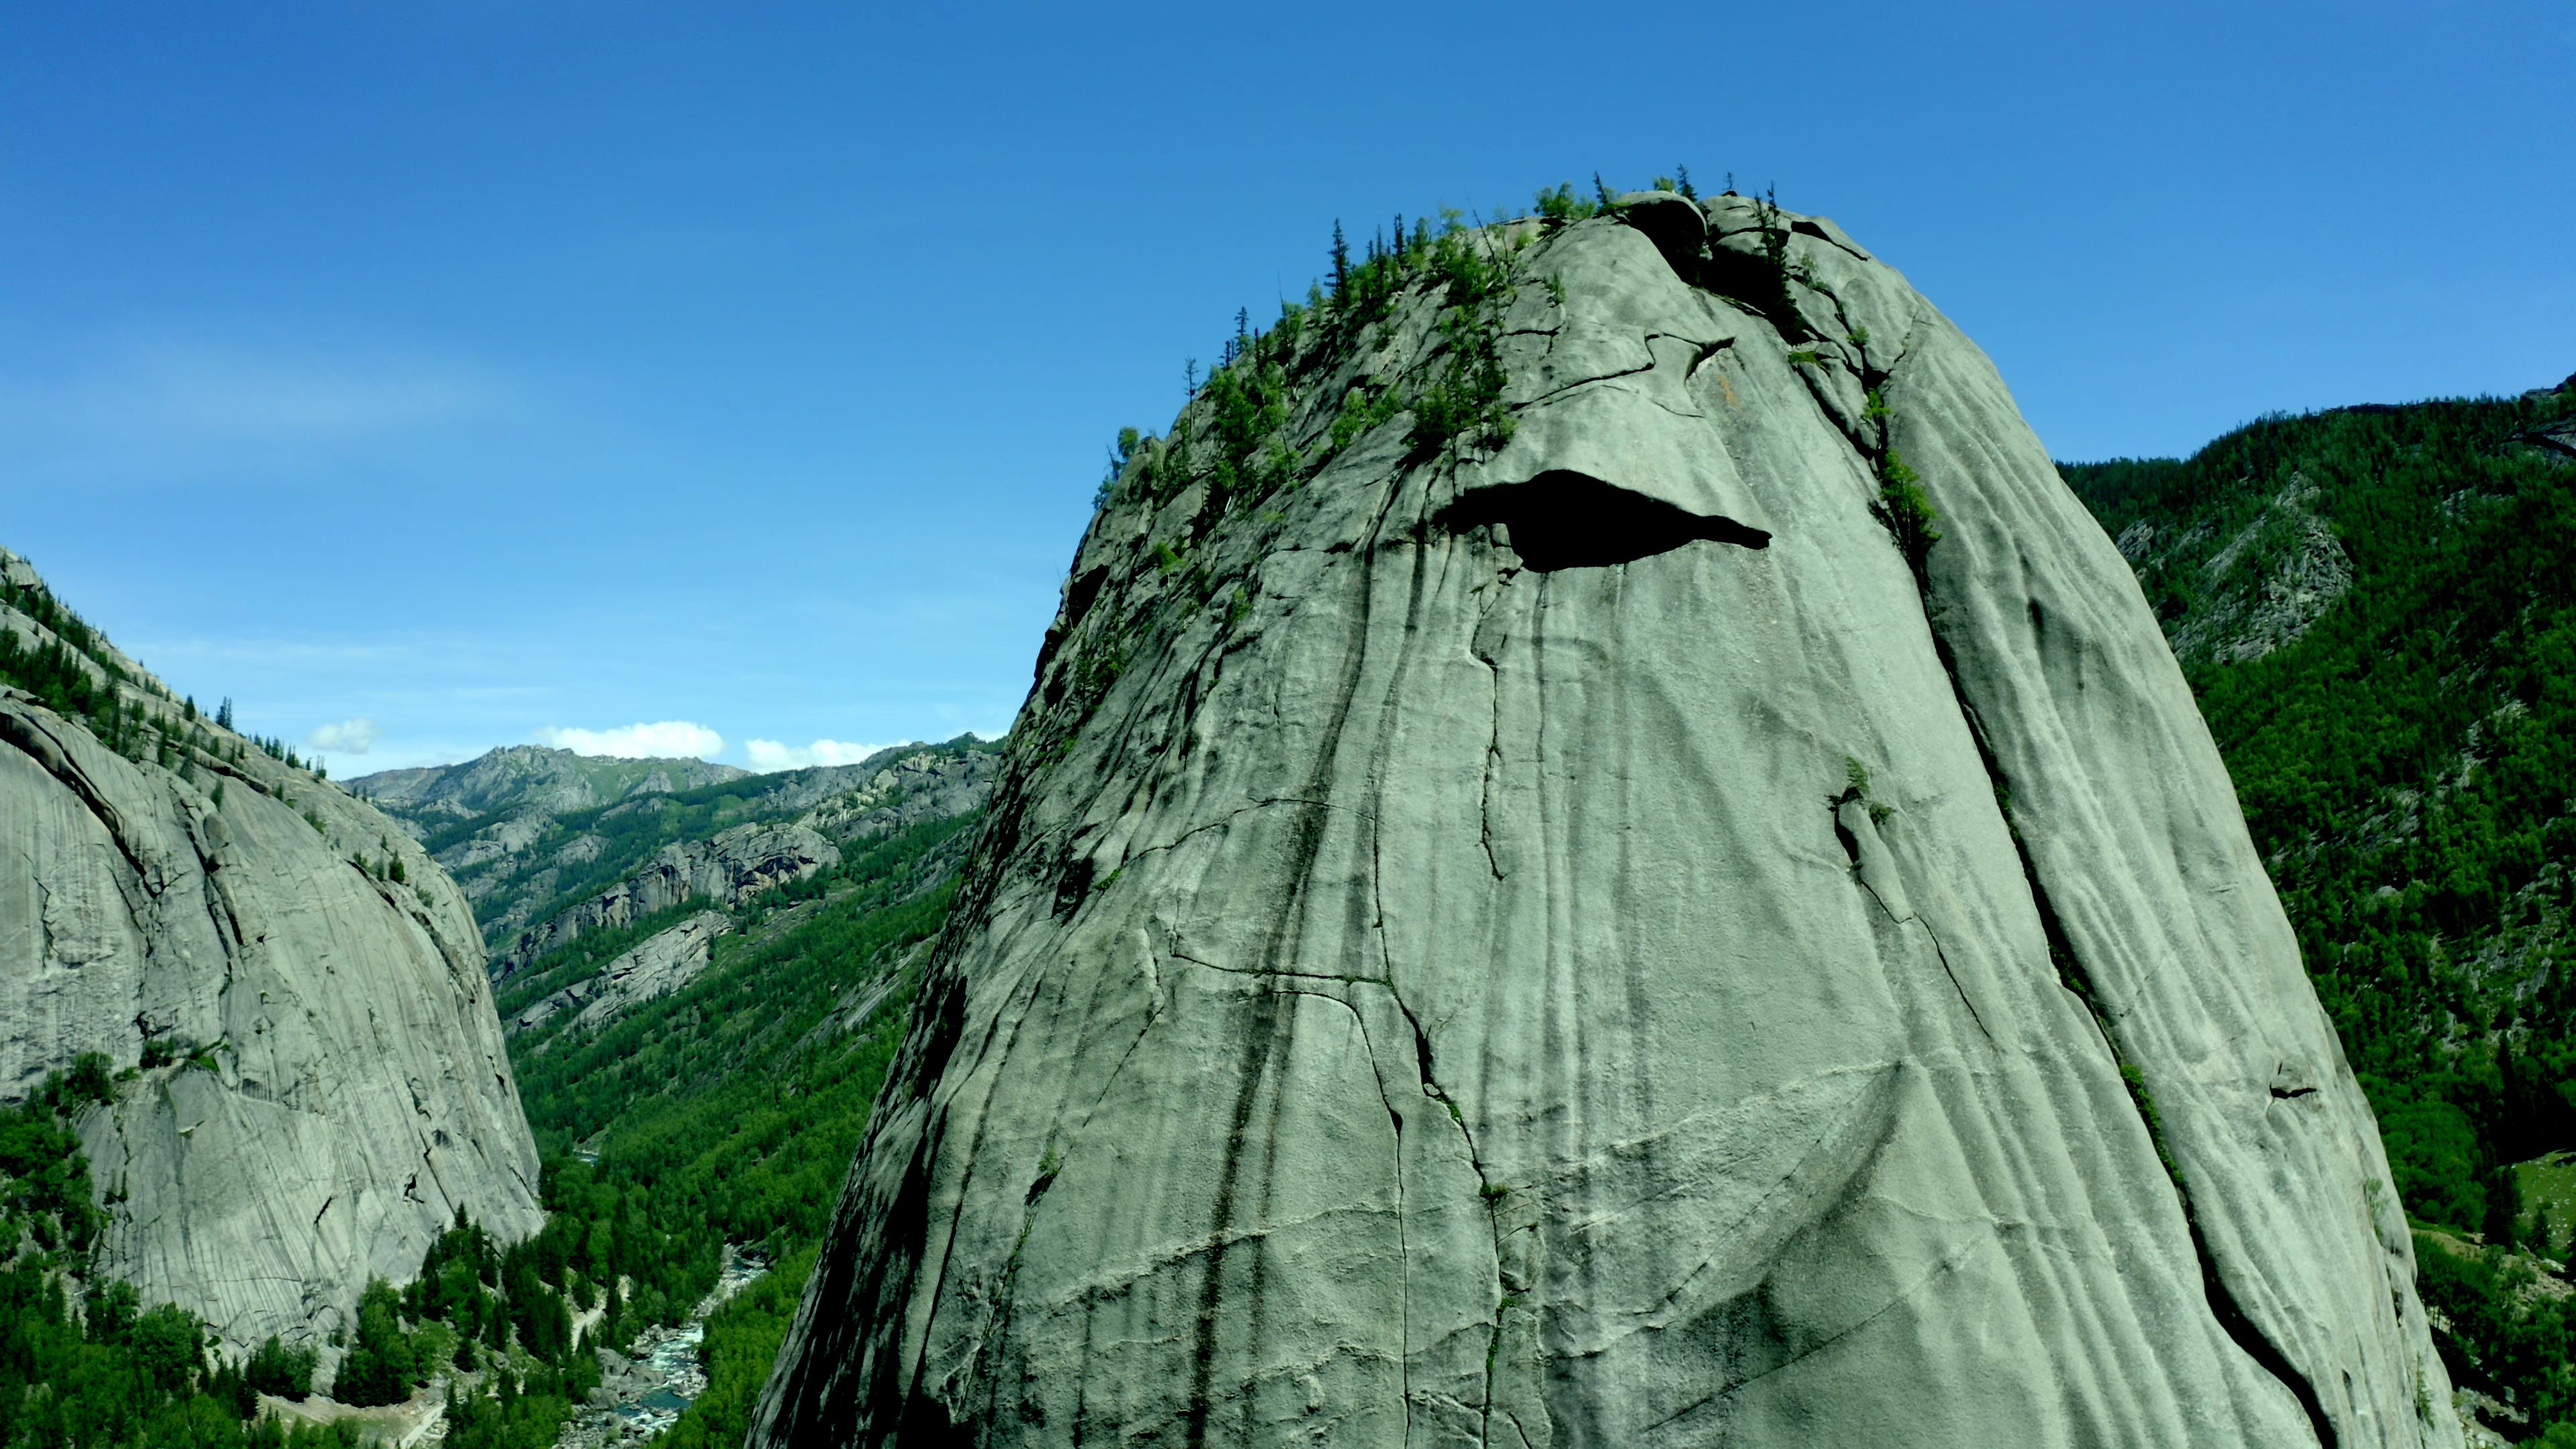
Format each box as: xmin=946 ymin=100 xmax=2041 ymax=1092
xmin=506 ymin=909 xmax=733 ymax=1042
xmin=0 ymin=547 xmax=543 ymax=1362
xmin=751 ymin=194 xmax=2458 ymax=1446
xmin=490 ymin=821 xmax=839 ymax=983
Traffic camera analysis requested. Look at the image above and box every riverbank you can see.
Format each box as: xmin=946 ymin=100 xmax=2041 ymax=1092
xmin=559 ymin=1246 xmax=768 ymax=1449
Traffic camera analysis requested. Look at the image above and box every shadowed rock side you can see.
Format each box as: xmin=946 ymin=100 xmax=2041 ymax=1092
xmin=1 ymin=558 xmax=542 ymax=1363
xmin=751 ymin=200 xmax=2457 ymax=1446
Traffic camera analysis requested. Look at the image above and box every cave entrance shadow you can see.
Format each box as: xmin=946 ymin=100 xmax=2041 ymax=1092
xmin=1438 ymin=470 xmax=1770 ymax=572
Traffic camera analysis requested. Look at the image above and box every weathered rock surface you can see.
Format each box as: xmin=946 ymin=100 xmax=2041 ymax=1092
xmin=754 ymin=198 xmax=2458 ymax=1446
xmin=0 ymin=553 xmax=541 ymax=1361
xmin=507 ymin=910 xmax=731 ymax=1042
xmin=492 ymin=822 xmax=837 ymax=982
xmin=2116 ymin=474 xmax=2355 ymax=665
xmin=790 ymin=748 xmax=1004 ymax=845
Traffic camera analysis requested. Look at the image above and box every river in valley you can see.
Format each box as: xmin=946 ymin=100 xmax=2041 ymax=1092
xmin=559 ymin=1247 xmax=769 ymax=1449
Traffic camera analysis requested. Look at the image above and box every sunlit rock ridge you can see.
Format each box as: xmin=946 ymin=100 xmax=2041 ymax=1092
xmin=0 ymin=547 xmax=542 ymax=1360
xmin=752 ymin=195 xmax=2459 ymax=1447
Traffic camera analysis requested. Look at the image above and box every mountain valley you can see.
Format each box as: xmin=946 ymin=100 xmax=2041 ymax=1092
xmin=4 ymin=182 xmax=2571 ymax=1449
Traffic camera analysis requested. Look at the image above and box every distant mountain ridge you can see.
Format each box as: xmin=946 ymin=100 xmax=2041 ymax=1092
xmin=350 ymin=737 xmax=998 ymax=962
xmin=352 ymin=744 xmax=750 ymax=822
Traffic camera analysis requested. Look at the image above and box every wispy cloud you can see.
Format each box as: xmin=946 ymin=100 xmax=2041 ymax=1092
xmin=743 ymin=737 xmax=901 ymax=773
xmin=533 ymin=720 xmax=724 ymax=759
xmin=306 ymin=717 xmax=379 ymax=753
xmin=0 ymin=331 xmax=519 ymax=478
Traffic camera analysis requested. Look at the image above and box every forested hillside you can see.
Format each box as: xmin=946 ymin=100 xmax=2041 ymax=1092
xmin=345 ymin=738 xmax=1002 ymax=1449
xmin=512 ymin=812 xmax=975 ymax=1449
xmin=2065 ymin=378 xmax=2576 ymax=1435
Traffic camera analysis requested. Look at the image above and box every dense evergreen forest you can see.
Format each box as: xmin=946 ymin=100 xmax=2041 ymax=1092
xmin=2065 ymin=382 xmax=2576 ymax=1434
xmin=481 ymin=811 xmax=975 ymax=1449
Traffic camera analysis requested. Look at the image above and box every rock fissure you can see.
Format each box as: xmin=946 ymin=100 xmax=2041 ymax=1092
xmin=1886 ymin=444 xmax=2349 ymax=1448
xmin=1516 ymin=356 xmax=1660 ymax=410
xmin=1 ymin=707 xmax=152 ymax=887
xmin=1379 ymin=978 xmax=1512 ymax=1444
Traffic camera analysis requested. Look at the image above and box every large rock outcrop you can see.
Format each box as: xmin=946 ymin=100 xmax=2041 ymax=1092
xmin=752 ymin=197 xmax=2457 ymax=1446
xmin=491 ymin=821 xmax=839 ymax=982
xmin=0 ymin=551 xmax=541 ymax=1360
xmin=506 ymin=909 xmax=732 ymax=1042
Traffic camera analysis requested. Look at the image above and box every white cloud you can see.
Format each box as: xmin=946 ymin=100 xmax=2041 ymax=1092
xmin=533 ymin=720 xmax=724 ymax=759
xmin=305 ymin=717 xmax=380 ymax=754
xmin=744 ymin=737 xmax=899 ymax=773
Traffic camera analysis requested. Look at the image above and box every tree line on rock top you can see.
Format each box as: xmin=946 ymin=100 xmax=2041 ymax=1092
xmin=3 ymin=569 xmax=327 ymax=782
xmin=1089 ymin=168 xmax=1943 ymax=613
xmin=1093 ymin=168 xmax=1719 ymax=523
xmin=2065 ymin=381 xmax=2576 ymax=1438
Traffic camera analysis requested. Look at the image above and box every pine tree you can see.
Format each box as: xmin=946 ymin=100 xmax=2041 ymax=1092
xmin=2485 ymin=1165 xmax=2524 ymax=1249
xmin=1330 ymin=221 xmax=1350 ymax=300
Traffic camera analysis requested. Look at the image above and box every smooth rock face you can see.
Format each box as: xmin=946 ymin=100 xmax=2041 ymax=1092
xmin=754 ymin=207 xmax=2457 ymax=1446
xmin=0 ymin=563 xmax=541 ymax=1360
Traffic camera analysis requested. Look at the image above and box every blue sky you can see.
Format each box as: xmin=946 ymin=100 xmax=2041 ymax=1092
xmin=7 ymin=1 xmax=2569 ymax=776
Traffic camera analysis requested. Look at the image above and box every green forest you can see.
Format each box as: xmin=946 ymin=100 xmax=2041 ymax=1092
xmin=0 ymin=1068 xmax=358 ymax=1449
xmin=488 ymin=810 xmax=974 ymax=1449
xmin=2065 ymin=385 xmax=2576 ymax=1432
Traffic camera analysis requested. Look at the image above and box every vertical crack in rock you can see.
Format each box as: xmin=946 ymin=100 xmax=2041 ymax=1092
xmin=1384 ymin=985 xmax=1510 ymax=1446
xmin=1181 ymin=488 xmax=1403 ymax=1449
xmin=1875 ymin=402 xmax=2344 ymax=1448
xmin=1472 ymin=583 xmax=1510 ymax=883
xmin=1831 ymin=792 xmax=1992 ymax=1044
xmin=1910 ymin=915 xmax=1993 ymax=1046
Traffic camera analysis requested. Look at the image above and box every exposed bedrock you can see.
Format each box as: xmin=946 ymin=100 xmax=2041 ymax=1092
xmin=752 ymin=200 xmax=2458 ymax=1446
xmin=0 ymin=619 xmax=541 ymax=1362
